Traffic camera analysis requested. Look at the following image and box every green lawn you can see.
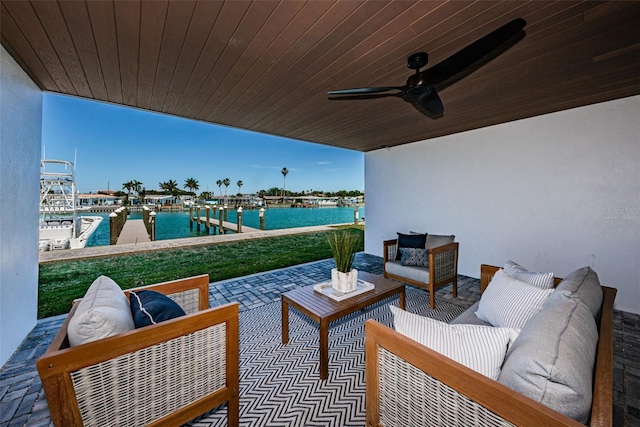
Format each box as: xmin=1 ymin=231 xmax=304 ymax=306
xmin=38 ymin=226 xmax=363 ymax=319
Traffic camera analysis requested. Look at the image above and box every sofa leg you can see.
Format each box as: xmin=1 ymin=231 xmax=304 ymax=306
xmin=452 ymin=278 xmax=458 ymax=298
xmin=429 ymin=288 xmax=436 ymax=309
xmin=228 ymin=395 xmax=240 ymax=427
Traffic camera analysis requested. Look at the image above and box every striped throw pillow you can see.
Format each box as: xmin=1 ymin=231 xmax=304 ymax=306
xmin=504 ymin=260 xmax=554 ymax=289
xmin=476 ymin=269 xmax=554 ymax=329
xmin=390 ymin=305 xmax=518 ymax=380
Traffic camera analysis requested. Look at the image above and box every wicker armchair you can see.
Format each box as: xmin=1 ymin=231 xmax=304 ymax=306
xmin=383 ymin=239 xmax=459 ymax=309
xmin=37 ymin=275 xmax=239 ymax=427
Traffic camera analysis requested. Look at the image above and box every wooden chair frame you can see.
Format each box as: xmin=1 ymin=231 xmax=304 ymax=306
xmin=37 ymin=274 xmax=240 ymax=427
xmin=366 ymin=264 xmax=616 ymax=427
xmin=383 ymin=239 xmax=459 ymax=309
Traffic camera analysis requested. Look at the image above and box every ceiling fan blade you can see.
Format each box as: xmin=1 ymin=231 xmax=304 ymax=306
xmin=410 ymin=87 xmax=444 ymax=116
xmin=328 ymin=93 xmax=402 ymax=101
xmin=424 ymin=18 xmax=526 ymax=85
xmin=327 ymin=87 xmax=402 ymax=95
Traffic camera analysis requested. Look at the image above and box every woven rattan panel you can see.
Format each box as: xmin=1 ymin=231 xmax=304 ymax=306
xmin=433 ymin=251 xmax=455 ymax=283
xmin=167 ymin=288 xmax=200 ymax=314
xmin=387 ymin=243 xmax=398 ymax=261
xmin=378 ymin=348 xmax=514 ymax=427
xmin=70 ymin=323 xmax=226 ymax=426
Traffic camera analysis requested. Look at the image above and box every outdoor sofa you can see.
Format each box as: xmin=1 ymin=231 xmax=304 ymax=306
xmin=366 ymin=263 xmax=616 ymax=426
xmin=37 ymin=274 xmax=239 ymax=427
xmin=383 ymin=233 xmax=459 ymax=309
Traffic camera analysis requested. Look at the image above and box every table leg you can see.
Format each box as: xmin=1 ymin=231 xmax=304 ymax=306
xmin=399 ymin=287 xmax=406 ymax=310
xmin=281 ymin=298 xmax=289 ymax=344
xmin=319 ymin=319 xmax=329 ymax=380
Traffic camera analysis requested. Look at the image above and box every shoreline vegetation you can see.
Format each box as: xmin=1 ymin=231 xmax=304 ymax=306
xmin=38 ymin=225 xmax=364 ymax=319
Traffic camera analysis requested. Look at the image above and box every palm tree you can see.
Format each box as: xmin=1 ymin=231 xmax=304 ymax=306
xmin=281 ymin=167 xmax=288 ymax=202
xmin=160 ymin=179 xmax=180 ymax=197
xmin=168 ymin=179 xmax=179 ymax=197
xmin=122 ymin=180 xmax=134 ymax=205
xmin=132 ymin=180 xmax=143 ymax=205
xmin=184 ymin=177 xmax=199 ymax=196
xmin=237 ymin=180 xmax=243 ymax=195
xmin=138 ymin=186 xmax=147 ymax=204
xmin=216 ymin=179 xmax=223 ymax=197
xmin=223 ymin=178 xmax=230 ymax=196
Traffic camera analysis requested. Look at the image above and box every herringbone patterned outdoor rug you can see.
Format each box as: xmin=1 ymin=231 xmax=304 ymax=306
xmin=188 ymin=287 xmax=467 ymax=427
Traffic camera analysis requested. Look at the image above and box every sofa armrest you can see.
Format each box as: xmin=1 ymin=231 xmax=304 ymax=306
xmin=365 ymin=319 xmax=585 ymax=427
xmin=591 ymin=286 xmax=616 ymax=427
xmin=428 ymin=242 xmax=459 ymax=284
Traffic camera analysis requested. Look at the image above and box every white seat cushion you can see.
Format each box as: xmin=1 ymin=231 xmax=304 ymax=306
xmin=385 ymin=260 xmax=430 ymax=284
xmin=450 ymin=302 xmax=491 ymax=326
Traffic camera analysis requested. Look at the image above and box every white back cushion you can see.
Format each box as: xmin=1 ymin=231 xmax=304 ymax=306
xmin=68 ymin=275 xmax=135 ymax=347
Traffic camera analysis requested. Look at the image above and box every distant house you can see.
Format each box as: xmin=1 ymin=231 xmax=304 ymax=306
xmin=78 ymin=194 xmax=117 ymax=206
xmin=144 ymin=195 xmax=179 ymax=205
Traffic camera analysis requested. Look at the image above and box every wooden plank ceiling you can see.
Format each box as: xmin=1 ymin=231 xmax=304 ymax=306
xmin=2 ymin=1 xmax=639 ymax=152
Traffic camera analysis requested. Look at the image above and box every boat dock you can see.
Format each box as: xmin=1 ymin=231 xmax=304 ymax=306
xmin=191 ymin=215 xmax=259 ymax=234
xmin=116 ymin=219 xmax=151 ymax=245
xmin=189 ymin=205 xmax=260 ymax=234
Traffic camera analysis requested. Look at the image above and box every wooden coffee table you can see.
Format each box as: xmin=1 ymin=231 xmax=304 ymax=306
xmin=281 ymin=271 xmax=405 ymax=380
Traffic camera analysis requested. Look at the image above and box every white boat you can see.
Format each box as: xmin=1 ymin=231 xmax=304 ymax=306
xmin=39 ymin=159 xmax=103 ymax=251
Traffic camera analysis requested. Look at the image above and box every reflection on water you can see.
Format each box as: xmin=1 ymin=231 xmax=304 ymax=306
xmin=86 ymin=206 xmax=365 ymax=247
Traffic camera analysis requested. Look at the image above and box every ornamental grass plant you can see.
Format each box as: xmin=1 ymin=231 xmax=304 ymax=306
xmin=327 ymin=230 xmax=362 ymax=273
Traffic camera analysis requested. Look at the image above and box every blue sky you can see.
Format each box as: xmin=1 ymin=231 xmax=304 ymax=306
xmin=42 ymin=93 xmax=364 ymax=195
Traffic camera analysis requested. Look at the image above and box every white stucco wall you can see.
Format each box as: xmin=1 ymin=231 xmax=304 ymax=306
xmin=0 ymin=46 xmax=42 ymax=366
xmin=365 ymin=95 xmax=640 ymax=314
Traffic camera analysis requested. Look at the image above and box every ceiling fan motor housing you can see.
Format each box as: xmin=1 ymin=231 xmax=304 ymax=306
xmin=407 ymin=52 xmax=429 ymax=70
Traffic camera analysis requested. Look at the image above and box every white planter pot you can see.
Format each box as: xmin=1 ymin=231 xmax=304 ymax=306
xmin=331 ymin=268 xmax=358 ymax=293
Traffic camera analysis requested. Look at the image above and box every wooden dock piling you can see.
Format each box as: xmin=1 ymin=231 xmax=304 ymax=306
xmin=109 ymin=207 xmax=128 ymax=245
xmin=259 ymin=208 xmax=265 ymax=230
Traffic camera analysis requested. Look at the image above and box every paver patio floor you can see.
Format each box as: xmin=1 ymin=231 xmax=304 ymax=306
xmin=1 ymin=253 xmax=638 ymax=426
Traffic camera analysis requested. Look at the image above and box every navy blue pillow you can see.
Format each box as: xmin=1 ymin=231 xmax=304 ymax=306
xmin=396 ymin=232 xmax=427 ymax=260
xmin=129 ymin=290 xmax=186 ymax=328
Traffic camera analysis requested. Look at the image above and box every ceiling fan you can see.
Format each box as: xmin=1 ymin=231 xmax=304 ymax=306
xmin=327 ymin=18 xmax=527 ymax=117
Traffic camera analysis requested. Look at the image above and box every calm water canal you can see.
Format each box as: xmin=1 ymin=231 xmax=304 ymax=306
xmin=86 ymin=206 xmax=365 ymax=247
